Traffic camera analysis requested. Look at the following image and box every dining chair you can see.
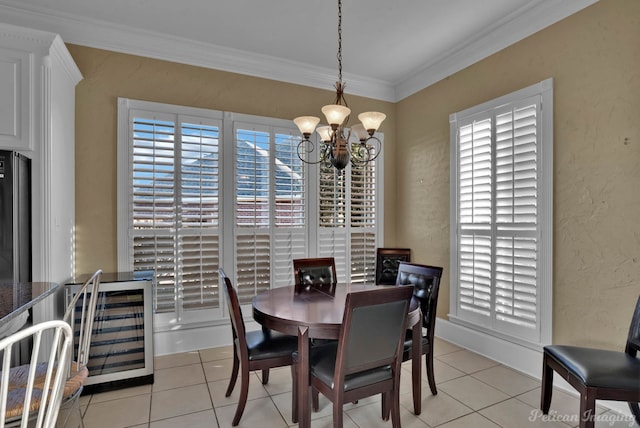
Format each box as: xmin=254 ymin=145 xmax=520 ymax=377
xmin=395 ymin=262 xmax=443 ymax=399
xmin=219 ymin=269 xmax=298 ymax=426
xmin=59 ymin=269 xmax=102 ymax=428
xmin=541 ymin=294 xmax=640 ymax=428
xmin=375 ymin=248 xmax=411 ymax=285
xmin=5 ymin=269 xmax=103 ymax=428
xmin=293 ymin=257 xmax=337 ymax=290
xmin=293 ymin=285 xmax=414 ymax=428
xmin=1 ymin=320 xmax=73 ymax=428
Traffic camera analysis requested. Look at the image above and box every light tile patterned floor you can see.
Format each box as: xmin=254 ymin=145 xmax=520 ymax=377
xmin=76 ymin=337 xmax=639 ymax=428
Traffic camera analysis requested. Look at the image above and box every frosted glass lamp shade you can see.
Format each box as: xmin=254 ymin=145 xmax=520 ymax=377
xmin=294 ymin=116 xmax=320 ymax=136
xmin=358 ymin=111 xmax=386 ymax=132
xmin=316 ymin=126 xmax=333 ymax=142
xmin=351 ymin=123 xmax=369 ymax=141
xmin=321 ymin=104 xmax=351 ymax=127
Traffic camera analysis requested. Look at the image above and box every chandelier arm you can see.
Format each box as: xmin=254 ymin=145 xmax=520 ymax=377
xmin=363 ymin=136 xmax=382 ymax=162
xmin=297 ymin=139 xmax=329 ymax=165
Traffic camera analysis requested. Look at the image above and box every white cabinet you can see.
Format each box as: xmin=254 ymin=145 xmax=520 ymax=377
xmin=0 ymin=23 xmax=82 ymax=287
xmin=0 ymin=47 xmax=30 ymax=150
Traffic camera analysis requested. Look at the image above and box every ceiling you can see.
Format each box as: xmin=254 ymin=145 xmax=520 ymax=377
xmin=0 ymin=0 xmax=596 ymax=101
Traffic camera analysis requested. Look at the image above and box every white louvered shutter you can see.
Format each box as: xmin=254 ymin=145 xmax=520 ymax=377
xmin=493 ymin=99 xmax=539 ymax=339
xmin=131 ymin=114 xmax=178 ymax=313
xmin=235 ymin=124 xmax=272 ymax=303
xmin=273 ymin=130 xmax=307 ymax=287
xmin=350 ymin=159 xmax=377 ymax=284
xmin=130 ymin=111 xmax=221 ymax=317
xmin=454 ymin=95 xmax=541 ymax=342
xmin=317 ymin=163 xmax=349 ymax=281
xmin=458 ymin=116 xmax=493 ymax=320
xmin=178 ymin=118 xmax=220 ymax=311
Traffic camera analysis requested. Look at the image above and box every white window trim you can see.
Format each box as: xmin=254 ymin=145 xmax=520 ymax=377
xmin=449 ymin=78 xmax=553 ymax=350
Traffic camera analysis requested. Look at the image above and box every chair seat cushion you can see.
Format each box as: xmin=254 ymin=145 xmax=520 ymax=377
xmin=244 ymin=329 xmax=298 ymax=361
xmin=402 ymin=331 xmax=428 ymax=356
xmin=545 ymin=345 xmax=640 ymax=390
xmin=309 ymin=343 xmax=392 ymax=391
xmin=2 ymin=361 xmax=88 ymax=419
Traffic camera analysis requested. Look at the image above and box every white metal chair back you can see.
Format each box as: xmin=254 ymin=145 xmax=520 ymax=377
xmin=64 ymin=269 xmax=102 ymax=372
xmin=0 ymin=320 xmax=73 ymax=428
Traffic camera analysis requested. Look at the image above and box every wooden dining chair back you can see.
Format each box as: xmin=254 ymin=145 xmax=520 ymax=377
xmin=302 ymin=285 xmax=414 ymax=428
xmin=219 ymin=269 xmax=298 ymax=426
xmin=375 ymin=248 xmax=411 ymax=285
xmin=1 ymin=320 xmax=73 ymax=428
xmin=395 ymin=262 xmax=443 ymax=398
xmin=541 ymin=294 xmax=640 ymax=428
xmin=293 ymin=258 xmax=337 ymax=289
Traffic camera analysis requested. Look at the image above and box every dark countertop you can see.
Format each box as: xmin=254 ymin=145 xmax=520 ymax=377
xmin=65 ymin=270 xmax=154 ymax=285
xmin=0 ymin=281 xmax=59 ymax=324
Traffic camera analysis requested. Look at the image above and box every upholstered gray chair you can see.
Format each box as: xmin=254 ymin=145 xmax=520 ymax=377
xmin=293 ymin=285 xmax=414 ymax=428
xmin=219 ymin=269 xmax=298 ymax=426
xmin=293 ymin=257 xmax=337 ymax=289
xmin=395 ymin=262 xmax=443 ymax=400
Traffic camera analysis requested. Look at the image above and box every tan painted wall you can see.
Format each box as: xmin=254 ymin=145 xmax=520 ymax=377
xmin=397 ymin=0 xmax=640 ymax=348
xmin=68 ymin=46 xmax=397 ymax=282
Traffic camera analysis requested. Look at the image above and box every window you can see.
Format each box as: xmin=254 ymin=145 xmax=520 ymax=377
xmin=117 ymin=99 xmax=383 ymax=328
xmin=449 ymin=79 xmax=553 ymax=347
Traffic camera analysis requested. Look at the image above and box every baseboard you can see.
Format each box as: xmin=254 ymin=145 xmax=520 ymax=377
xmin=435 ymin=318 xmax=637 ymax=421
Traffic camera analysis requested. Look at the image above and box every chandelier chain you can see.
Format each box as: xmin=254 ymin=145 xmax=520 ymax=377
xmin=337 ymin=0 xmax=342 ymax=85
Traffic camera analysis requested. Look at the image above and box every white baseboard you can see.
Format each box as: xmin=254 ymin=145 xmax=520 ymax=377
xmin=153 ymin=319 xmax=262 ymax=356
xmin=435 ymin=318 xmax=637 ymax=421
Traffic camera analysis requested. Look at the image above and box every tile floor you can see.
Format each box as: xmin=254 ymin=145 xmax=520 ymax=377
xmin=76 ymin=337 xmax=639 ymax=428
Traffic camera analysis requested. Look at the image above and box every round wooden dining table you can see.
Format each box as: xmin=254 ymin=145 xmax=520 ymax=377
xmin=252 ymin=283 xmax=422 ymax=428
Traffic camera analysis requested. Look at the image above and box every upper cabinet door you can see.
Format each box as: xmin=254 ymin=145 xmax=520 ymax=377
xmin=0 ymin=47 xmax=31 ymax=151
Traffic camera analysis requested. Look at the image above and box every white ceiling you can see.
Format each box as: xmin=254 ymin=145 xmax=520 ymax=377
xmin=0 ymin=0 xmax=597 ymax=101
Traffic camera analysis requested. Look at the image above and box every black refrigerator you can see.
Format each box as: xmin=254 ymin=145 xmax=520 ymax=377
xmin=0 ymin=150 xmax=31 ymax=283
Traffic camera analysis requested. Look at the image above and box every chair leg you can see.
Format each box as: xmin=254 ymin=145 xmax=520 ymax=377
xmin=382 ymin=391 xmax=390 ymax=420
xmin=540 ymin=356 xmax=553 ymax=413
xmin=225 ymin=352 xmax=240 ymax=397
xmin=390 ymin=388 xmax=401 ymax=428
xmin=232 ymin=370 xmax=250 ymax=426
xmin=261 ymin=368 xmax=270 ymax=384
xmin=312 ymin=388 xmax=319 ymax=412
xmin=629 ymin=402 xmax=640 ymax=426
xmin=291 ymin=364 xmax=298 ymax=424
xmin=426 ymin=351 xmax=437 ymax=395
xmin=333 ymin=400 xmax=343 ymax=428
xmin=579 ymin=390 xmax=596 ymax=428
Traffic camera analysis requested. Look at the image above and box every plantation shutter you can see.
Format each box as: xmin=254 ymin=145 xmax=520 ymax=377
xmin=454 ymin=93 xmax=542 ymax=342
xmin=493 ymin=100 xmax=539 ymax=337
xmin=178 ymin=118 xmax=220 ymax=311
xmin=273 ymin=130 xmax=307 ymax=287
xmin=129 ymin=110 xmax=221 ymax=316
xmin=350 ymin=160 xmax=377 ymax=284
xmin=131 ymin=113 xmax=177 ymax=313
xmin=234 ymin=124 xmax=272 ymax=303
xmin=317 ymin=163 xmax=349 ymax=281
xmin=458 ymin=116 xmax=493 ymax=319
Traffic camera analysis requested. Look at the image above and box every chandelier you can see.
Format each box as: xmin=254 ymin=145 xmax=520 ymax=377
xmin=293 ymin=0 xmax=386 ymax=171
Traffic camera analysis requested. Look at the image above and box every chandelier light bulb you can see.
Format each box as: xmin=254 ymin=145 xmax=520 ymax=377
xmin=350 ymin=123 xmax=369 ymax=142
xmin=321 ymin=104 xmax=351 ymax=127
xmin=358 ymin=111 xmax=386 ymax=133
xmin=293 ymin=116 xmax=320 ymax=137
xmin=316 ymin=126 xmax=333 ymax=142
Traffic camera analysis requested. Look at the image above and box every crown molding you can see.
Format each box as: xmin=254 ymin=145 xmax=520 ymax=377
xmin=394 ymin=0 xmax=599 ymax=101
xmin=0 ymin=0 xmax=598 ymax=103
